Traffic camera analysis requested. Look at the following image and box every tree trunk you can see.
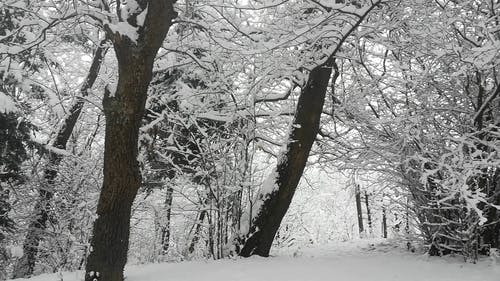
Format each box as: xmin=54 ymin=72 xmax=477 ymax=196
xmin=382 ymin=206 xmax=387 ymax=238
xmin=364 ymin=191 xmax=372 ymax=234
xmin=405 ymin=197 xmax=410 ymax=234
xmin=238 ymin=62 xmax=336 ymax=257
xmin=0 ymin=247 xmax=7 ymax=281
xmin=187 ymin=210 xmax=207 ymax=255
xmin=207 ymin=209 xmax=216 ymax=258
xmin=13 ymin=42 xmax=107 ymax=279
xmin=160 ymin=186 xmax=174 ymax=255
xmin=355 ymin=184 xmax=364 ymax=235
xmin=84 ymin=2 xmax=176 ymax=281
xmin=237 ymin=2 xmax=380 ymax=257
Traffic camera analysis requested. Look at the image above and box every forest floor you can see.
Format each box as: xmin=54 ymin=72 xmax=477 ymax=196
xmin=9 ymin=239 xmax=499 ymax=281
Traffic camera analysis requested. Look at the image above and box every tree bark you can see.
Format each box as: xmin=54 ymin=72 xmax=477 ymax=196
xmin=237 ymin=1 xmax=381 ymax=257
xmin=238 ymin=63 xmax=336 ymax=257
xmin=355 ymin=184 xmax=364 ymax=235
xmin=382 ymin=206 xmax=387 ymax=238
xmin=160 ymin=186 xmax=174 ymax=255
xmin=236 ymin=1 xmax=380 ymax=257
xmin=84 ymin=2 xmax=176 ymax=281
xmin=187 ymin=209 xmax=207 ymax=255
xmin=12 ymin=42 xmax=107 ymax=279
xmin=364 ymin=191 xmax=372 ymax=234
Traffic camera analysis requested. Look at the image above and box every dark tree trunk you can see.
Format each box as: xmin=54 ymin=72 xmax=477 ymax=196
xmin=84 ymin=2 xmax=176 ymax=281
xmin=187 ymin=210 xmax=207 ymax=255
xmin=230 ymin=190 xmax=242 ymax=235
xmin=12 ymin=42 xmax=107 ymax=279
xmin=238 ymin=62 xmax=336 ymax=257
xmin=405 ymin=198 xmax=410 ymax=234
xmin=160 ymin=186 xmax=174 ymax=255
xmin=382 ymin=206 xmax=387 ymax=238
xmin=207 ymin=209 xmax=216 ymax=258
xmin=355 ymin=184 xmax=364 ymax=235
xmin=364 ymin=191 xmax=372 ymax=233
xmin=237 ymin=3 xmax=380 ymax=257
xmin=0 ymin=246 xmax=7 ymax=281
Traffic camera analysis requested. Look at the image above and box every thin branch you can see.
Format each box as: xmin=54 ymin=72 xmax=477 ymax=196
xmin=473 ymin=85 xmax=500 ymax=125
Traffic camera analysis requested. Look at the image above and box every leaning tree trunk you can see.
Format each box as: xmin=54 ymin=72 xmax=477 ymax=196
xmin=187 ymin=209 xmax=207 ymax=255
xmin=13 ymin=42 xmax=107 ymax=279
xmin=238 ymin=62 xmax=335 ymax=257
xmin=238 ymin=2 xmax=381 ymax=256
xmin=84 ymin=2 xmax=177 ymax=281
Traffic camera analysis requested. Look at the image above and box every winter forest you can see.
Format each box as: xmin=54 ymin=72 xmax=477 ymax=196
xmin=0 ymin=0 xmax=499 ymax=280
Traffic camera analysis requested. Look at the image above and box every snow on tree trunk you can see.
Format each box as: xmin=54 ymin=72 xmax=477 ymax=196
xmin=160 ymin=186 xmax=174 ymax=255
xmin=238 ymin=63 xmax=334 ymax=257
xmin=238 ymin=1 xmax=381 ymax=257
xmin=187 ymin=209 xmax=207 ymax=255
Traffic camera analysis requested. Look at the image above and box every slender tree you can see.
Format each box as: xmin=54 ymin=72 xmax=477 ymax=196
xmin=355 ymin=184 xmax=364 ymax=235
xmin=238 ymin=61 xmax=337 ymax=257
xmin=382 ymin=206 xmax=387 ymax=239
xmin=364 ymin=191 xmax=372 ymax=234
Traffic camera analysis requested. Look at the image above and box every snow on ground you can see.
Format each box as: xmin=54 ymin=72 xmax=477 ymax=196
xmin=9 ymin=239 xmax=498 ymax=281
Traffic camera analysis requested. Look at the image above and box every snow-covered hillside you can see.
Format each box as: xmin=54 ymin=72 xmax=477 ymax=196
xmin=9 ymin=240 xmax=498 ymax=281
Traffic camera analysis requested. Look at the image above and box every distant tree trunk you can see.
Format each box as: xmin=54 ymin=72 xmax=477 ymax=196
xmin=364 ymin=191 xmax=372 ymax=234
xmin=84 ymin=2 xmax=177 ymax=281
xmin=382 ymin=206 xmax=387 ymax=238
xmin=405 ymin=198 xmax=410 ymax=234
xmin=207 ymin=209 xmax=216 ymax=258
xmin=0 ymin=112 xmax=32 ymax=279
xmin=230 ymin=190 xmax=242 ymax=234
xmin=0 ymin=247 xmax=7 ymax=281
xmin=238 ymin=61 xmax=337 ymax=257
xmin=482 ymin=168 xmax=500 ymax=250
xmin=160 ymin=187 xmax=174 ymax=255
xmin=13 ymin=42 xmax=107 ymax=279
xmin=187 ymin=210 xmax=207 ymax=255
xmin=12 ymin=179 xmax=53 ymax=278
xmin=355 ymin=184 xmax=364 ymax=235
xmin=473 ymin=80 xmax=500 ymax=252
